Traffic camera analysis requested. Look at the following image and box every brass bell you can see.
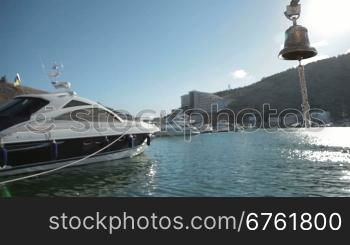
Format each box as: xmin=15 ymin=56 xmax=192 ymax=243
xmin=279 ymin=24 xmax=317 ymax=60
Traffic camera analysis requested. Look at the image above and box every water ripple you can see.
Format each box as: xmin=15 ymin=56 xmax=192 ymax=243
xmin=2 ymin=128 xmax=350 ymax=197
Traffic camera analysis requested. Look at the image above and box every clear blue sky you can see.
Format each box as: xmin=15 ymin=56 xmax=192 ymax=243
xmin=1 ymin=0 xmax=349 ymax=115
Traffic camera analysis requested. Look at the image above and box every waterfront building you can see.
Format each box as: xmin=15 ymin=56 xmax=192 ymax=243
xmin=181 ymin=94 xmax=190 ymax=108
xmin=181 ymin=90 xmax=228 ymax=113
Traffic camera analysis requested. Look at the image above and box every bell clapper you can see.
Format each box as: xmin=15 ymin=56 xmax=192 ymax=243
xmin=297 ymin=60 xmax=312 ymax=128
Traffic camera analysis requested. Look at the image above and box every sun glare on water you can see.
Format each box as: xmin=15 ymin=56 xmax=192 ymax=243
xmin=303 ymin=0 xmax=350 ymax=36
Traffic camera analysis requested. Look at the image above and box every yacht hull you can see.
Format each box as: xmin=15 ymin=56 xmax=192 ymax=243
xmin=0 ymin=135 xmax=150 ymax=177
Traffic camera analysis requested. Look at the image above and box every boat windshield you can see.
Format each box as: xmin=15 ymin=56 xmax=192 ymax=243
xmin=0 ymin=97 xmax=49 ymax=131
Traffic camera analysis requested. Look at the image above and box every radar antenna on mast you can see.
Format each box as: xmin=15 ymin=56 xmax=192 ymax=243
xmin=47 ymin=63 xmax=75 ymax=95
xmin=48 ymin=63 xmax=63 ymax=80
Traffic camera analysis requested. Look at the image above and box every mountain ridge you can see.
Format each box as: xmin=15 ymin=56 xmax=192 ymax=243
xmin=0 ymin=80 xmax=47 ymax=104
xmin=216 ymin=53 xmax=350 ymax=122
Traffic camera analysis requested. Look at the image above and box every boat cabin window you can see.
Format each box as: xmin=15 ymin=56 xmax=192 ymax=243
xmin=63 ymin=100 xmax=91 ymax=108
xmin=55 ymin=108 xmax=120 ymax=122
xmin=0 ymin=97 xmax=49 ymax=131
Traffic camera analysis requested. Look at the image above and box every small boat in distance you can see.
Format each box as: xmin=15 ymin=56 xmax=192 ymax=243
xmin=216 ymin=121 xmax=231 ymax=133
xmin=157 ymin=123 xmax=200 ymax=137
xmin=0 ymin=81 xmax=158 ymax=177
xmin=199 ymin=124 xmax=213 ymax=134
xmin=155 ymin=112 xmax=200 ymax=137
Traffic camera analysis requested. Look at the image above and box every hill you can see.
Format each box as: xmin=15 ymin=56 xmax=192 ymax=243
xmin=0 ymin=79 xmax=47 ymax=104
xmin=216 ymin=53 xmax=350 ymax=122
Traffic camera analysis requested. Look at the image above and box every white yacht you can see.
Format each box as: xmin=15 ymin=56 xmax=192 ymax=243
xmin=156 ymin=112 xmax=200 ymax=137
xmin=0 ymin=84 xmax=159 ymax=176
xmin=199 ymin=124 xmax=213 ymax=134
xmin=216 ymin=121 xmax=231 ymax=132
xmin=159 ymin=124 xmax=200 ymax=136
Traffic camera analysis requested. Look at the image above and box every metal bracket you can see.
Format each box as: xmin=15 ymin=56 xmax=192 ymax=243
xmin=285 ymin=3 xmax=301 ymax=24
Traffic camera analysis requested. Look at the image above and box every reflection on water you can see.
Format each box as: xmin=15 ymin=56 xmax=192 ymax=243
xmin=300 ymin=127 xmax=350 ymax=148
xmin=285 ymin=149 xmax=350 ymax=163
xmin=2 ymin=127 xmax=350 ymax=197
xmin=1 ymin=155 xmax=158 ymax=197
xmin=281 ymin=128 xmax=350 ymax=164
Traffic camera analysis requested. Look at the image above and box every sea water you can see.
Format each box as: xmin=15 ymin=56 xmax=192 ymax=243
xmin=2 ymin=128 xmax=350 ymax=197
